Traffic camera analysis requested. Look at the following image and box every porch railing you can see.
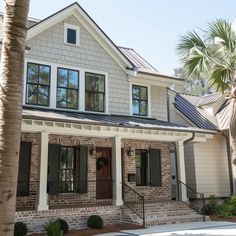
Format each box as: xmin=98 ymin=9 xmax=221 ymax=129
xmin=47 ymin=180 xmax=113 ymax=209
xmin=177 ymin=180 xmax=205 ymax=221
xmin=122 ymin=182 xmax=145 ymax=227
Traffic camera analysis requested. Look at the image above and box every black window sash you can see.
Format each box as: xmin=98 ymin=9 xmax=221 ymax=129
xmin=85 ymin=72 xmax=105 ymax=112
xmin=56 ymin=67 xmax=79 ymax=109
xmin=132 ymin=85 xmax=148 ymax=116
xmin=26 ymin=62 xmax=51 ymax=106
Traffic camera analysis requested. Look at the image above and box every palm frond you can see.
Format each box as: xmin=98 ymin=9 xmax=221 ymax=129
xmin=207 ymin=19 xmax=236 ymax=52
xmin=177 ymin=31 xmax=207 ymax=58
xmin=208 ymin=64 xmax=231 ymax=92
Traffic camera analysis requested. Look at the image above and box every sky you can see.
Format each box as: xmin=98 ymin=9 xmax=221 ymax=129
xmin=1 ymin=0 xmax=236 ymax=76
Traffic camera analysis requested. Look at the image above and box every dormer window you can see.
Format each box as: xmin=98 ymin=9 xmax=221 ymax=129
xmin=64 ymin=24 xmax=80 ymax=46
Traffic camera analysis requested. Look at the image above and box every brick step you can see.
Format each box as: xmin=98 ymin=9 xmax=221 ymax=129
xmin=121 ymin=201 xmax=209 ymax=227
xmin=145 ymin=214 xmax=207 ymax=226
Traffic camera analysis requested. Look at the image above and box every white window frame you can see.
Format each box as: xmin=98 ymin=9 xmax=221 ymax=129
xmin=64 ymin=23 xmax=80 ymax=46
xmin=23 ymin=59 xmax=109 ymax=114
xmin=129 ymin=82 xmax=151 ymax=117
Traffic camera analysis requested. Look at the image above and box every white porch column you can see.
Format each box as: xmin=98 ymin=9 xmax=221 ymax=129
xmin=175 ymin=140 xmax=188 ymax=202
xmin=112 ymin=136 xmax=123 ymax=206
xmin=37 ymin=131 xmax=49 ymax=210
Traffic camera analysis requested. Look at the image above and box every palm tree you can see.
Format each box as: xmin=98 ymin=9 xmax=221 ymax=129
xmin=177 ymin=19 xmax=236 ymax=195
xmin=0 ymin=0 xmax=29 ymax=235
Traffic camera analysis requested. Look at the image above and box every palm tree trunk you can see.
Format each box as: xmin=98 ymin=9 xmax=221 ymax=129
xmin=230 ymin=86 xmax=236 ymax=195
xmin=0 ymin=0 xmax=29 ymax=235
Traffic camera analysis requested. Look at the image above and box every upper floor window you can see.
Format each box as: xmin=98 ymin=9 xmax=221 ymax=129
xmin=26 ymin=62 xmax=50 ymax=106
xmin=57 ymin=68 xmax=79 ymax=109
xmin=132 ymin=85 xmax=148 ymax=116
xmin=64 ymin=24 xmax=80 ymax=46
xmin=85 ymin=72 xmax=105 ymax=112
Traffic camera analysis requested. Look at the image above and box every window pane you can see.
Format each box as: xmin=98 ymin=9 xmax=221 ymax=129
xmin=99 ymin=76 xmax=105 ymax=92
xmin=132 ymin=87 xmax=139 ymax=99
xmin=85 ymin=92 xmax=94 ymax=110
xmin=140 ymin=101 xmax=147 ymax=115
xmin=68 ymin=89 xmax=78 ymax=109
xmin=58 ymin=69 xmax=68 ymax=87
xmin=38 ymin=85 xmax=49 ymax=105
xmin=57 ymin=88 xmax=67 ymax=107
xmin=39 ymin=66 xmax=50 ymax=85
xmin=85 ymin=74 xmax=94 ymax=91
xmin=68 ymin=70 xmax=79 ymax=89
xmin=67 ymin=148 xmax=74 ymax=169
xmin=140 ymin=87 xmax=147 ymax=100
xmin=27 ymin=84 xmax=38 ymax=104
xmin=27 ymin=63 xmax=38 ymax=83
xmin=60 ymin=147 xmax=67 ymax=169
xmin=67 ymin=28 xmax=76 ymax=44
xmin=132 ymin=100 xmax=139 ymax=114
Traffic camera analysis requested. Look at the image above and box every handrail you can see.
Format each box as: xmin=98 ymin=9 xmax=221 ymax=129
xmin=177 ymin=180 xmax=205 ymax=221
xmin=122 ymin=182 xmax=145 ymax=227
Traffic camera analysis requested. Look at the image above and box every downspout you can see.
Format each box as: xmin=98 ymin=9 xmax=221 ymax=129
xmin=221 ymin=131 xmax=234 ymax=195
xmin=174 ymin=132 xmax=195 ymax=200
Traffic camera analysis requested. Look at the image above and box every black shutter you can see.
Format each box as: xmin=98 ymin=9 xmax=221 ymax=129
xmin=76 ymin=146 xmax=88 ymax=193
xmin=149 ymin=149 xmax=162 ymax=187
xmin=47 ymin=144 xmax=60 ymax=194
xmin=17 ymin=142 xmax=32 ymax=196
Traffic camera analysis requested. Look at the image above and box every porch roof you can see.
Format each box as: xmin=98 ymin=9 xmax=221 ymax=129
xmin=22 ymin=107 xmax=215 ymax=134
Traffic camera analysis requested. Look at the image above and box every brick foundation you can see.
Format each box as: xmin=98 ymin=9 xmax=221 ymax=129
xmin=15 ymin=205 xmax=121 ymax=234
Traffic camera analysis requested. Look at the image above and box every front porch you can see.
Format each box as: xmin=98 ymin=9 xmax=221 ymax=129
xmin=15 ymin=114 xmax=214 ymax=232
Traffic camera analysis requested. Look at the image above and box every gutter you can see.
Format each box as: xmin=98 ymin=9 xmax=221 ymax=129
xmin=174 ymin=132 xmax=195 ymax=200
xmin=221 ymin=131 xmax=233 ymax=195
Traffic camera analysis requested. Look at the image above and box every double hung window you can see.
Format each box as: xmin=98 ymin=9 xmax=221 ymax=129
xmin=85 ymin=72 xmax=105 ymax=112
xmin=132 ymin=85 xmax=148 ymax=116
xmin=26 ymin=63 xmax=50 ymax=106
xmin=57 ymin=68 xmax=79 ymax=109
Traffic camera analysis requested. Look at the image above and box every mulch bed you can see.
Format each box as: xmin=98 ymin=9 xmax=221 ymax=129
xmin=31 ymin=224 xmax=143 ymax=236
xmin=210 ymin=215 xmax=236 ymax=223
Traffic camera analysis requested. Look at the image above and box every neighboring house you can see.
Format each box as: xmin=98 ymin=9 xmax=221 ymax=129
xmin=0 ymin=2 xmax=216 ymax=233
xmin=169 ymin=89 xmax=232 ymax=198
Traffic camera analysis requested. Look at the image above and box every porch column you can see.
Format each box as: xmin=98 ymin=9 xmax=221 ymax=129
xmin=37 ymin=131 xmax=49 ymax=210
xmin=112 ymin=136 xmax=123 ymax=206
xmin=175 ymin=140 xmax=188 ymax=201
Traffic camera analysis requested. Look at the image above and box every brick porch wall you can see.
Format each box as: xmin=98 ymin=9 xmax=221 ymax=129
xmin=16 ymin=133 xmax=172 ymax=210
xmin=16 ymin=132 xmax=40 ymax=210
xmin=122 ymin=139 xmax=171 ymax=201
xmin=15 ymin=205 xmax=121 ymax=234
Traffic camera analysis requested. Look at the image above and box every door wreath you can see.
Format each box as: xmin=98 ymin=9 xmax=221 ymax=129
xmin=96 ymin=157 xmax=109 ymax=170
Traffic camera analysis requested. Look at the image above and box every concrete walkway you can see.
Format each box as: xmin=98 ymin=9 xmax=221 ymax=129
xmin=95 ymin=221 xmax=236 ymax=236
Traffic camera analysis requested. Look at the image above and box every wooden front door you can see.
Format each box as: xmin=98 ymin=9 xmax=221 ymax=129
xmin=96 ymin=148 xmax=112 ymax=199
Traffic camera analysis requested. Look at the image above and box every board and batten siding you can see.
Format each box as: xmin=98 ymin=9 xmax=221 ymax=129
xmin=193 ymin=133 xmax=230 ymax=197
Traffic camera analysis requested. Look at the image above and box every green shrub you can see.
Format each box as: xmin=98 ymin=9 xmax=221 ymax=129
xmin=219 ymin=204 xmax=234 ymax=218
xmin=87 ymin=215 xmax=103 ymax=229
xmin=14 ymin=222 xmax=28 ymax=236
xmin=202 ymin=195 xmax=219 ymax=215
xmin=44 ymin=220 xmax=63 ymax=236
xmin=56 ymin=219 xmax=69 ymax=234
